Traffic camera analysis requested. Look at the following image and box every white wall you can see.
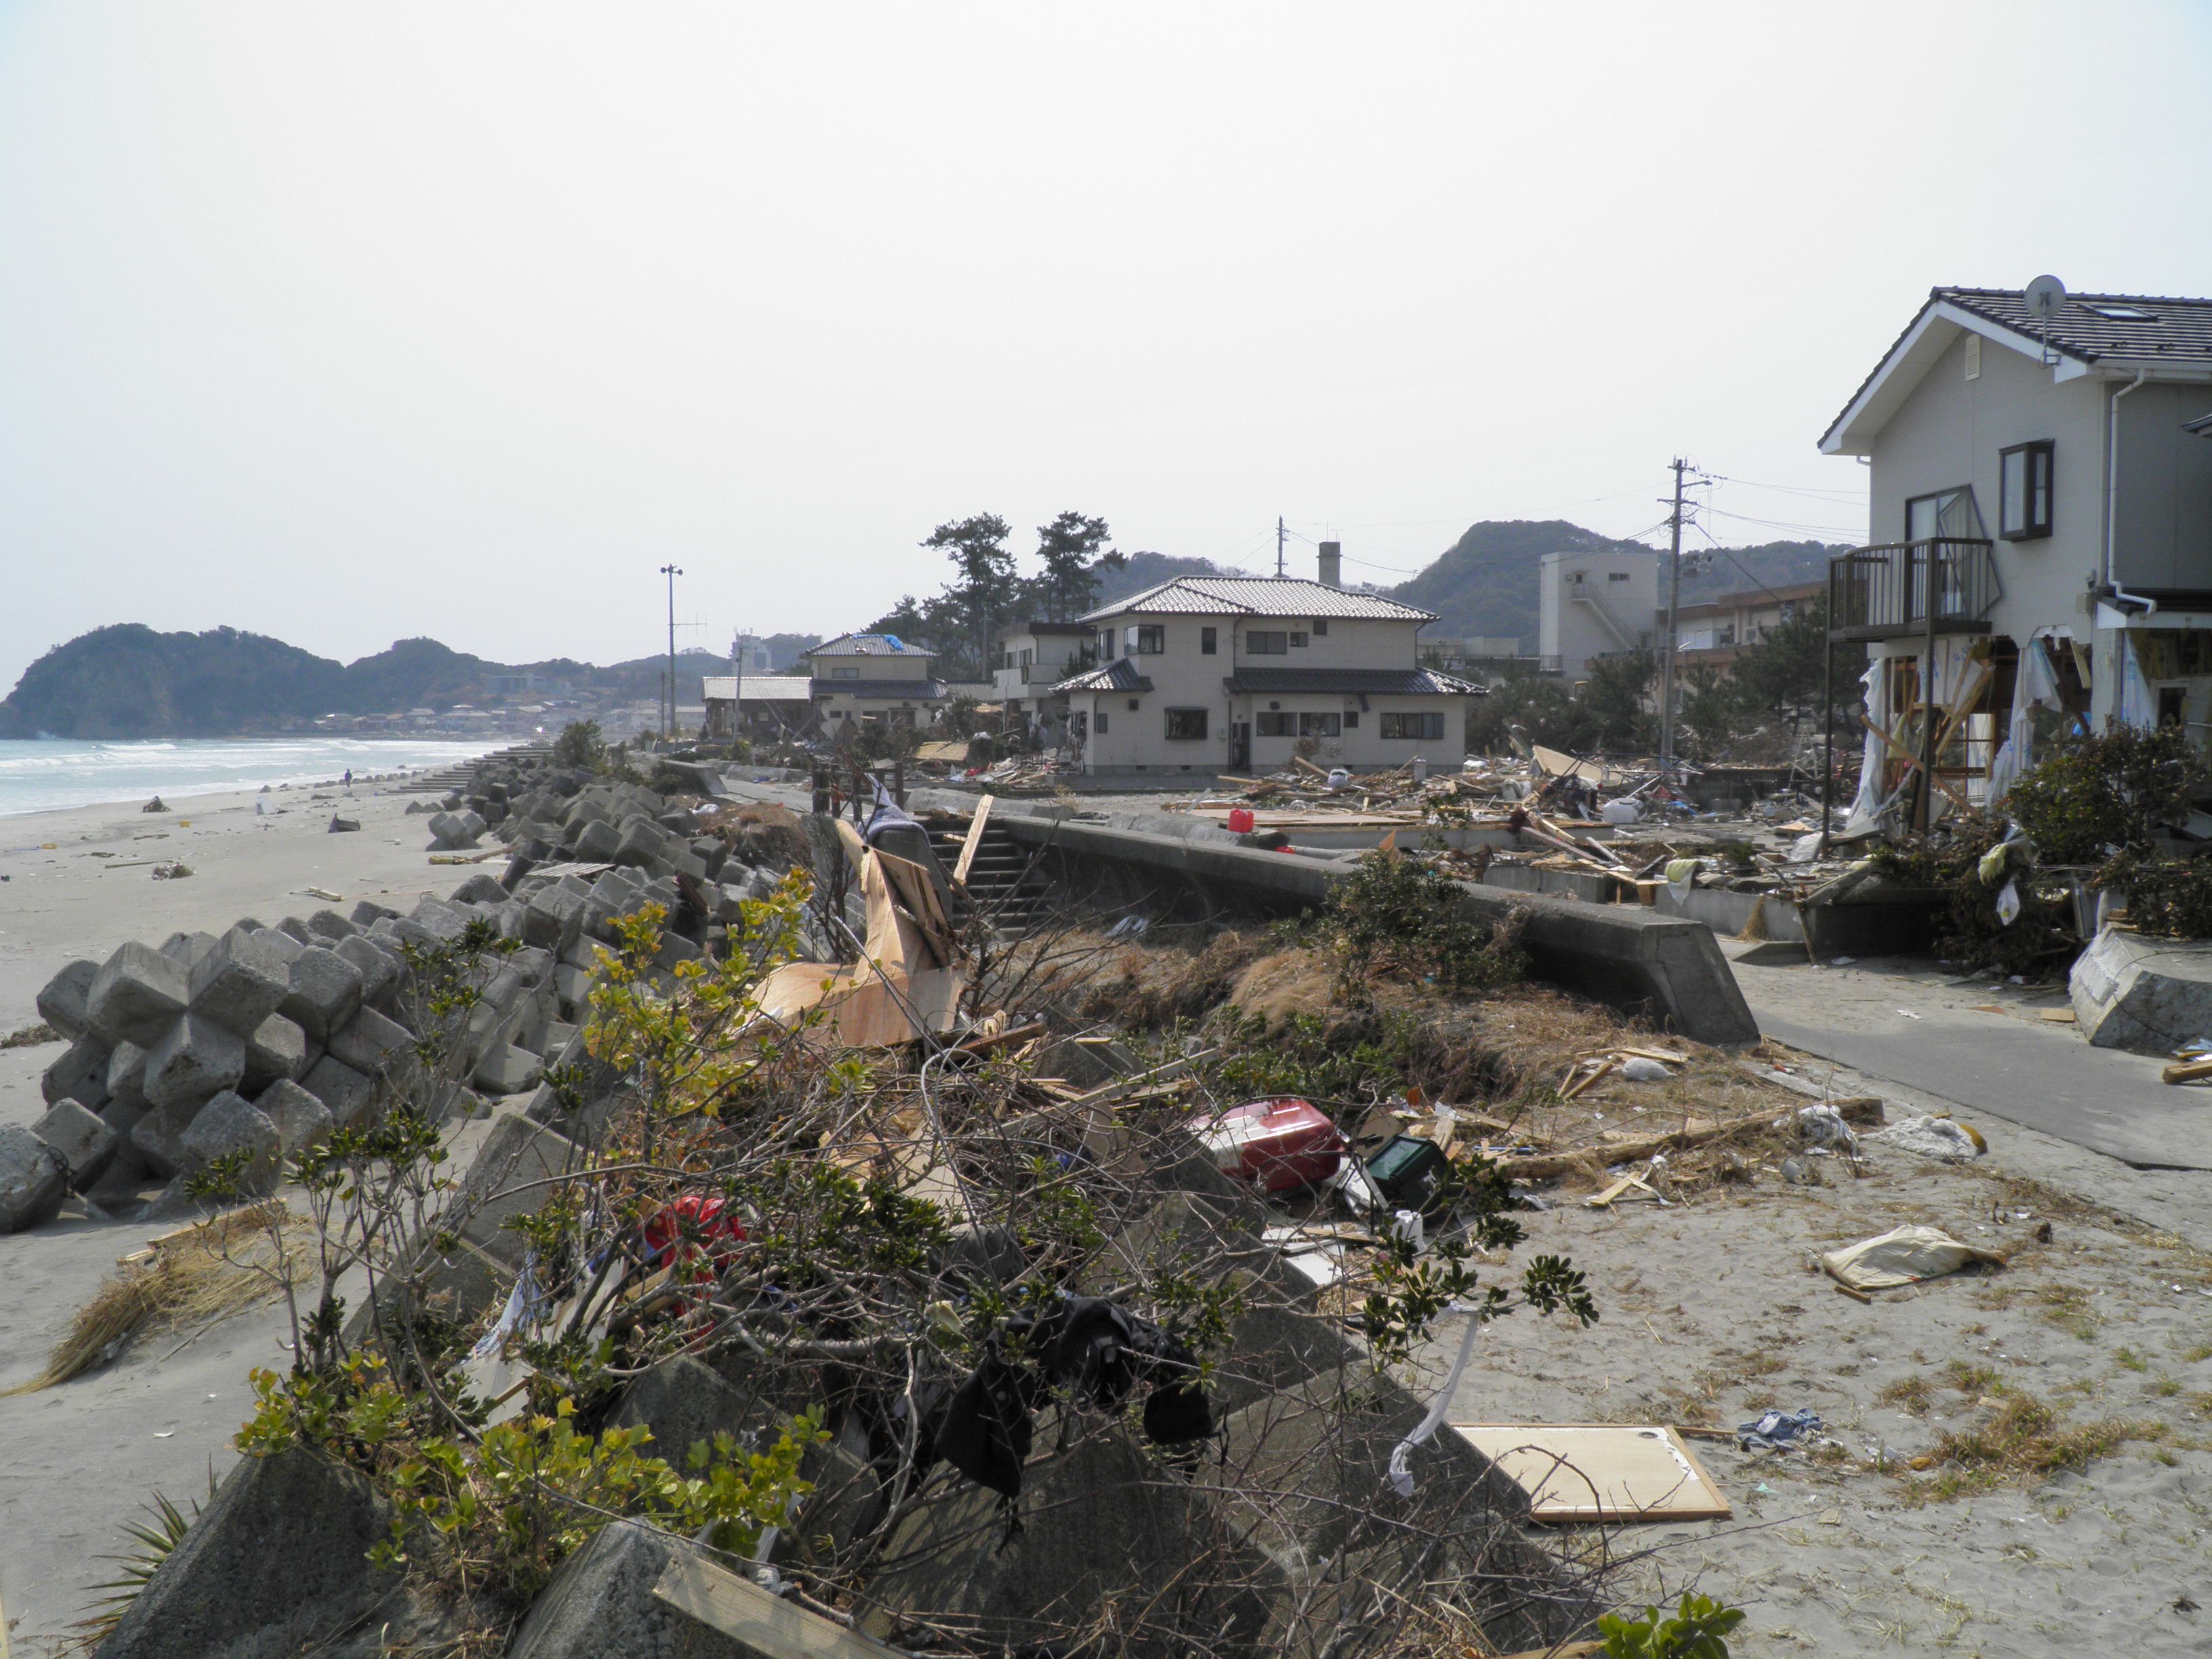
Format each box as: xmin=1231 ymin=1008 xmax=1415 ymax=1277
xmin=1538 ymin=550 xmax=1660 ymax=676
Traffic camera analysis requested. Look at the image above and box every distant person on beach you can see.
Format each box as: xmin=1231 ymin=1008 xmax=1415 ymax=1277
xmin=342 ymin=769 xmax=352 ymax=787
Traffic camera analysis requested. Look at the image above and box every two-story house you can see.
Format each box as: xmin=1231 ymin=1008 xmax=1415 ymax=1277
xmin=801 ymin=634 xmax=947 ymax=737
xmin=993 ymin=621 xmax=1097 ymax=741
xmin=1820 ymin=284 xmax=2212 ymax=819
xmin=1049 ymin=547 xmax=1478 ymax=774
xmin=1537 ymin=548 xmax=1660 ymax=678
xmin=1674 ymin=580 xmax=1824 ymax=674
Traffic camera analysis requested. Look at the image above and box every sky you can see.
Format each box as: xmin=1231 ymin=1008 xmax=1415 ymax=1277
xmin=1 ymin=2 xmax=2209 ymax=689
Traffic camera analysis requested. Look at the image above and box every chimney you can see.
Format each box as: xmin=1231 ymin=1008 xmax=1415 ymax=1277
xmin=1317 ymin=541 xmax=1342 ymax=588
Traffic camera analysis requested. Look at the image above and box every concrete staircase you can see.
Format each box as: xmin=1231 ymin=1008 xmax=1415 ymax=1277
xmin=926 ymin=817 xmax=1057 ymax=938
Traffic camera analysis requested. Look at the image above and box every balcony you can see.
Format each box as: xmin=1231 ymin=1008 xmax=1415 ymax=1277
xmin=1828 ymin=538 xmax=1999 ymax=643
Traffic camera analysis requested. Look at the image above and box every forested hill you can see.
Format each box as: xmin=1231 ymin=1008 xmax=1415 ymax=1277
xmin=1387 ymin=520 xmax=1845 ymax=644
xmin=0 ymin=626 xmax=821 ymax=739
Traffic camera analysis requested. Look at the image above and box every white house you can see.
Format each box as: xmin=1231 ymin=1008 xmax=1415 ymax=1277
xmin=800 ymin=634 xmax=947 ymax=736
xmin=701 ymin=674 xmax=815 ymax=741
xmin=1536 ymin=548 xmax=1660 ymax=678
xmin=994 ymin=621 xmax=1097 ymax=740
xmin=1051 ymin=548 xmax=1478 ymax=774
xmin=1819 ymin=283 xmax=2212 ymax=815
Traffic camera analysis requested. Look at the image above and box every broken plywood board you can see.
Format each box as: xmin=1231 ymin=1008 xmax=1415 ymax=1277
xmin=1450 ymin=1424 xmax=1732 ymax=1522
xmin=754 ymin=962 xmax=966 ymax=1049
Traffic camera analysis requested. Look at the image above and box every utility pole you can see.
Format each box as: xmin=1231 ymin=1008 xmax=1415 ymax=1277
xmin=659 ymin=563 xmax=682 ymax=739
xmin=1275 ymin=516 xmax=1286 ymax=578
xmin=1658 ymin=459 xmax=1689 ymax=776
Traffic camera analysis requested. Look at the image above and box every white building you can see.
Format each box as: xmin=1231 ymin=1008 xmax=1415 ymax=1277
xmin=994 ymin=621 xmax=1097 ymax=740
xmin=1052 ymin=549 xmax=1479 ymax=774
xmin=1537 ymin=548 xmax=1660 ymax=678
xmin=800 ymin=634 xmax=947 ymax=736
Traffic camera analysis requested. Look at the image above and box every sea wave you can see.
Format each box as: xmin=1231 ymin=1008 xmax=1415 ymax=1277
xmin=0 ymin=737 xmax=508 ymax=818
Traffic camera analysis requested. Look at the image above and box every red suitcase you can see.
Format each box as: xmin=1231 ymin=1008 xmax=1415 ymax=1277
xmin=1192 ymin=1097 xmax=1347 ymax=1193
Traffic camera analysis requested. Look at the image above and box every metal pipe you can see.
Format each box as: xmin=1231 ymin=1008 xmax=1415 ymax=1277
xmin=2106 ymin=370 xmax=2155 ymax=614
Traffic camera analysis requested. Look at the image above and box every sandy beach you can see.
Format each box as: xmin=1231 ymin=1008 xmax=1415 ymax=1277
xmin=0 ymin=764 xmax=489 ymax=1650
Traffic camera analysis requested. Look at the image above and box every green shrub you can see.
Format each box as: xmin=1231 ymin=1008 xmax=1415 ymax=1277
xmin=1326 ymin=851 xmax=1525 ymax=999
xmin=552 ymin=719 xmax=605 ymax=772
xmin=1599 ymin=1592 xmax=1746 ymax=1658
xmin=2007 ymin=724 xmax=2209 ymax=864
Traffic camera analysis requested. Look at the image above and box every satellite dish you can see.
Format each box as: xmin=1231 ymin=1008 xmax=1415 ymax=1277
xmin=2026 ymin=274 xmax=2067 ymax=316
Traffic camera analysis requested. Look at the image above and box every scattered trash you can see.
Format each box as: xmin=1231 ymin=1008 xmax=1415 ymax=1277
xmin=1822 ymin=1224 xmax=2007 ymax=1292
xmin=1795 ymin=1104 xmax=1859 ymax=1153
xmin=1620 ymin=1057 xmax=1671 ymax=1084
xmin=1878 ymin=1114 xmax=1986 ymax=1162
xmin=1736 ymin=1408 xmax=1824 ymax=1452
xmin=1450 ymin=1424 xmax=1732 ymax=1521
xmin=1192 ymin=1097 xmax=1346 ymax=1194
xmin=150 ymin=862 xmax=192 ymax=880
xmin=141 ymin=796 xmax=168 ymax=813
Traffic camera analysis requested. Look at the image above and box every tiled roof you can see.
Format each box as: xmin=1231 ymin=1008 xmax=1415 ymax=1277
xmin=1052 ymin=659 xmax=1154 ymax=694
xmin=701 ymin=676 xmax=812 ymax=701
xmin=1003 ymin=620 xmax=1097 ymax=638
xmin=1221 ymin=668 xmax=1482 ymax=696
xmin=810 ymin=678 xmax=946 ymax=701
xmin=1080 ymin=577 xmax=1435 ymax=623
xmin=1938 ymin=287 xmax=2212 ymax=367
xmin=808 ymin=633 xmax=936 ymax=657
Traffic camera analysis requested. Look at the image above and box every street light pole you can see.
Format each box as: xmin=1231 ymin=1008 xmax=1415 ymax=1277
xmin=659 ymin=563 xmax=683 ymax=739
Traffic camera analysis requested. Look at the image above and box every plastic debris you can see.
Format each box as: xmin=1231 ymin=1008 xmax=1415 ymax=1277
xmin=1738 ymin=1408 xmax=1824 ymax=1452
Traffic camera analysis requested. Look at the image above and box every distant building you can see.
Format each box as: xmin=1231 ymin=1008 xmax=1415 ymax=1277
xmin=994 ymin=622 xmax=1097 ymax=741
xmin=800 ymin=633 xmax=947 ymax=734
xmin=1673 ymin=581 xmax=1824 ymax=673
xmin=1537 ymin=549 xmax=1660 ymax=678
xmin=701 ymin=674 xmax=816 ymax=741
xmin=1052 ymin=546 xmax=1479 ymax=774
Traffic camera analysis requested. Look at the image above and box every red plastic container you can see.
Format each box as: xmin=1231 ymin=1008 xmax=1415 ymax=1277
xmin=1227 ymin=806 xmax=1256 ymax=834
xmin=1192 ymin=1097 xmax=1347 ymax=1193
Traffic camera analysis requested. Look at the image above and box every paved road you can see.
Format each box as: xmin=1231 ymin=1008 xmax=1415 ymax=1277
xmin=1726 ymin=942 xmax=2212 ymax=1171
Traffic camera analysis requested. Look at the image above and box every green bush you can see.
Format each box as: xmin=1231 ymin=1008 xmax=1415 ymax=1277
xmin=552 ymin=719 xmax=605 ymax=772
xmin=2007 ymin=724 xmax=2210 ymax=864
xmin=1325 ymin=851 xmax=1526 ymax=999
xmin=1599 ymin=1592 xmax=1746 ymax=1658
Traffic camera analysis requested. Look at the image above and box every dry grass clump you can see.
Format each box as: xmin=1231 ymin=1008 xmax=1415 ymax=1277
xmin=1 ymin=1020 xmax=61 ymax=1048
xmin=1913 ymin=1392 xmax=2160 ymax=1502
xmin=3 ymin=1201 xmax=306 ymax=1396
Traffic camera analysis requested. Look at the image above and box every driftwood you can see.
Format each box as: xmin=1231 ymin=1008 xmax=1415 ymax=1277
xmin=1481 ymin=1097 xmax=1885 ymax=1181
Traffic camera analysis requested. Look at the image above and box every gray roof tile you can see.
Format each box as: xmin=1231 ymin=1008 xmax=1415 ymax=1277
xmin=1080 ymin=576 xmax=1435 ymax=623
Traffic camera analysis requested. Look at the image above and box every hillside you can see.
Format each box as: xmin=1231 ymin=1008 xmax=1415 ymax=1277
xmin=0 ymin=627 xmax=822 ymax=739
xmin=1090 ymin=550 xmax=1240 ymax=608
xmin=1389 ymin=520 xmax=1846 ymax=646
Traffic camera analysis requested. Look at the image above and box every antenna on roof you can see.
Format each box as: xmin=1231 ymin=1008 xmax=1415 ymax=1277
xmin=2026 ymin=274 xmax=2066 ymax=367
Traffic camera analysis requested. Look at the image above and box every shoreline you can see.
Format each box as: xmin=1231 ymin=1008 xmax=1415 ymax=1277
xmin=0 ymin=734 xmax=534 ymax=823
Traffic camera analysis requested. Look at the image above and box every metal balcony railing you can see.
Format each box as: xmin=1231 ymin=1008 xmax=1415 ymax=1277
xmin=1828 ymin=538 xmax=1999 ymax=642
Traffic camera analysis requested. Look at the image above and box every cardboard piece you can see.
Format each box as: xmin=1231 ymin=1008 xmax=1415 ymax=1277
xmin=1450 ymin=1424 xmax=1732 ymax=1522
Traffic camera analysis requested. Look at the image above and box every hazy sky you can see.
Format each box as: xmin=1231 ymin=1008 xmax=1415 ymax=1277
xmin=3 ymin=3 xmax=2209 ymax=689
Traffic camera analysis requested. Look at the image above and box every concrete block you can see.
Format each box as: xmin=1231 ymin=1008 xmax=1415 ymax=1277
xmin=99 ymin=1095 xmax=152 ymax=1172
xmin=426 ymin=811 xmax=479 ymax=851
xmin=106 ymin=1040 xmax=150 ymax=1108
xmin=34 ymin=958 xmax=99 ymax=1041
xmin=92 ymin=1445 xmax=401 ymax=1659
xmin=333 ymin=933 xmax=402 ymax=1013
xmin=662 ymin=844 xmax=710 ymax=884
xmin=301 ymin=1054 xmax=377 ymax=1129
xmin=253 ymin=1076 xmax=334 ymax=1155
xmin=613 ymin=821 xmax=664 ymax=869
xmin=186 ymin=928 xmax=296 ymax=1036
xmin=252 ymin=924 xmax=305 ymax=967
xmin=508 ymin=943 xmax=555 ymax=988
xmin=327 ymin=1004 xmax=415 ymax=1078
xmin=474 ymin=1043 xmax=544 ymax=1097
xmin=510 ymin=1521 xmax=906 ymax=1659
xmin=351 ymin=899 xmax=398 ymax=928
xmin=864 ymin=1425 xmax=1277 ymax=1659
xmin=280 ymin=945 xmax=365 ymax=1044
xmin=241 ymin=1011 xmax=313 ymax=1091
xmin=276 ymin=916 xmax=314 ymax=944
xmin=2072 ymin=929 xmax=2212 ymax=1054
xmin=554 ymin=962 xmax=592 ymax=1015
xmin=179 ymin=1089 xmax=282 ymax=1186
xmin=0 ymin=1125 xmax=68 ymax=1232
xmin=570 ymin=818 xmax=622 ymax=863
xmin=86 ymin=941 xmax=192 ymax=1046
xmin=43 ymin=1034 xmax=112 ymax=1109
xmin=142 ymin=1013 xmax=247 ymax=1110
xmin=30 ymin=1097 xmax=118 ymax=1189
xmin=129 ymin=1101 xmax=199 ymax=1179
xmin=408 ymin=897 xmax=476 ymax=944
xmin=159 ymin=930 xmax=220 ymax=968
xmin=449 ymin=872 xmax=508 ymax=906
xmin=454 ymin=1112 xmax=583 ymax=1266
xmin=305 ymin=907 xmax=359 ymax=942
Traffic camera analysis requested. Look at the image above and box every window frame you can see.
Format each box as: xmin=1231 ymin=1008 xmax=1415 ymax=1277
xmin=1129 ymin=623 xmax=1165 ymax=655
xmin=1312 ymin=618 xmax=1329 ymax=636
xmin=1095 ymin=710 xmax=1107 ymax=734
xmin=1163 ymin=707 xmax=1209 ymax=741
xmin=1379 ymin=711 xmax=1444 ymax=740
xmin=1246 ymin=630 xmax=1289 ymax=655
xmin=1296 ymin=711 xmax=1341 ymax=738
xmin=1904 ymin=486 xmax=1975 ymax=542
xmin=1255 ymin=710 xmax=1295 ymax=737
xmin=1998 ymin=441 xmax=2054 ymax=541
xmin=1289 ymin=631 xmax=1309 ymax=648
xmin=1200 ymin=626 xmax=1217 ymax=655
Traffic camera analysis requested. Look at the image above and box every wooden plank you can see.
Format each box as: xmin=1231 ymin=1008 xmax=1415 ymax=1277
xmin=1860 ymin=714 xmax=1973 ymax=816
xmin=1450 ymin=1424 xmax=1732 ymax=1522
xmin=2162 ymin=1056 xmax=2212 ymax=1084
xmin=653 ymin=1550 xmax=909 ymax=1659
xmin=1481 ymin=1097 xmax=1883 ymax=1180
xmin=951 ymin=791 xmax=994 ymax=888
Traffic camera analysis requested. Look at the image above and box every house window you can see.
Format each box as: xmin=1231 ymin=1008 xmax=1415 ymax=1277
xmin=831 ymin=666 xmax=860 ymax=679
xmin=1164 ymin=708 xmax=1208 ymax=740
xmin=1247 ymin=630 xmax=1288 ymax=655
xmin=1200 ymin=626 xmax=1217 ymax=655
xmin=1100 ymin=628 xmax=1116 ymax=659
xmin=1906 ymin=487 xmax=1976 ymax=542
xmin=2000 ymin=442 xmax=2053 ymax=541
xmin=1380 ymin=712 xmax=1444 ymax=740
xmin=1297 ymin=712 xmax=1340 ymax=737
xmin=1343 ymin=712 xmax=1358 ymax=729
xmin=1290 ymin=632 xmax=1309 ymax=648
xmin=1313 ymin=618 xmax=1329 ymax=636
xmin=1128 ymin=624 xmax=1164 ymax=654
xmin=1096 ymin=710 xmax=1108 ymax=734
xmin=1607 ymin=571 xmax=1631 ymax=583
xmin=1256 ymin=711 xmax=1295 ymax=736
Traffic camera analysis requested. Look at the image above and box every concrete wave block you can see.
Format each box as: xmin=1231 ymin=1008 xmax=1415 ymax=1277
xmin=241 ymin=1011 xmax=313 ymax=1092
xmin=43 ymin=1034 xmax=112 ymax=1109
xmin=86 ymin=941 xmax=191 ymax=1046
xmin=0 ymin=1125 xmax=68 ymax=1232
xmin=253 ymin=1076 xmax=335 ymax=1155
xmin=2071 ymin=928 xmax=2212 ymax=1054
xmin=34 ymin=958 xmax=98 ymax=1042
xmin=30 ymin=1097 xmax=117 ymax=1189
xmin=280 ymin=945 xmax=365 ymax=1045
xmin=186 ymin=928 xmax=296 ymax=1036
xmin=142 ymin=1014 xmax=247 ymax=1111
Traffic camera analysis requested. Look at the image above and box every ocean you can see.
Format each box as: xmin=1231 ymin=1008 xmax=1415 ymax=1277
xmin=0 ymin=737 xmax=505 ymax=820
